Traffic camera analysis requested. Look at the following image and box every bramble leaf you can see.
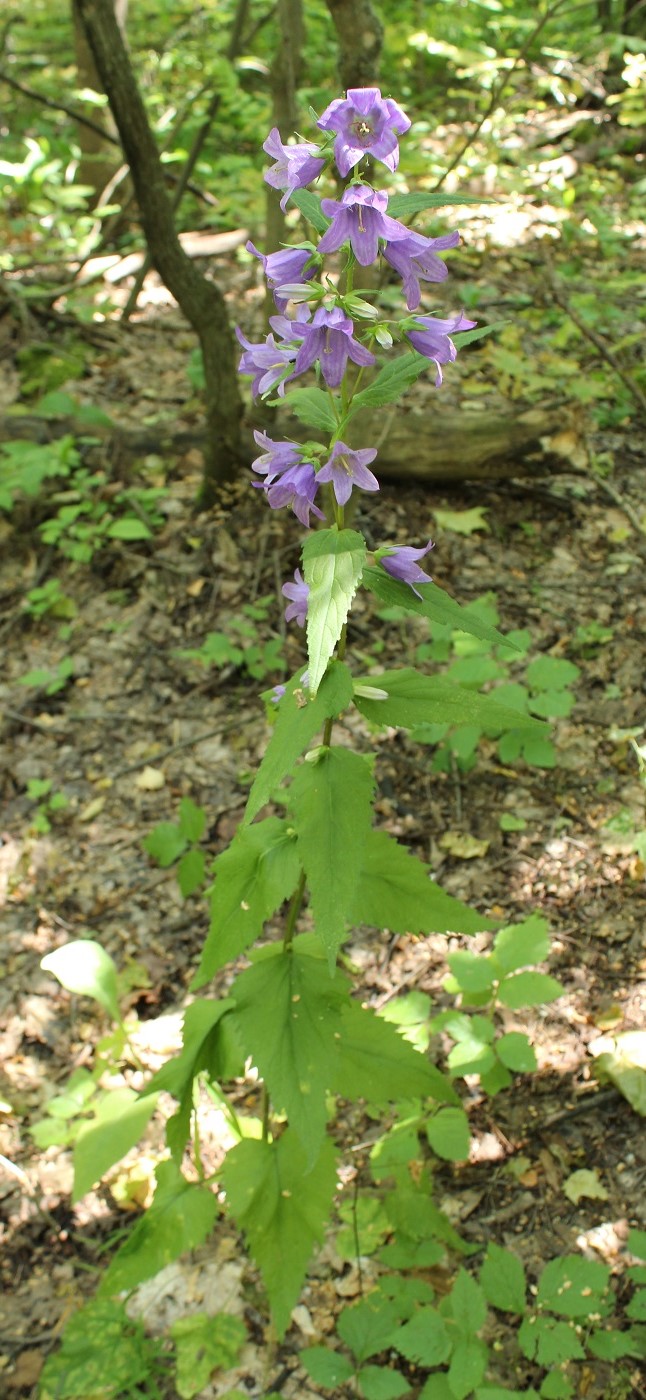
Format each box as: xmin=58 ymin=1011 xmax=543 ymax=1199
xmin=244 ymin=661 xmax=353 ymax=823
xmin=290 ymin=747 xmax=374 ymax=963
xmin=425 ymin=1107 xmax=470 ymax=1161
xmin=222 ymin=1129 xmax=337 ymax=1337
xmin=303 ymin=528 xmax=366 ymax=695
xmin=480 ymin=1244 xmax=527 ymax=1314
xmin=393 ymin=1306 xmax=452 ymax=1366
xmin=536 ymin=1255 xmax=611 ymax=1318
xmin=497 ymin=971 xmax=564 ymax=1009
xmin=194 ymin=818 xmax=300 ymax=984
xmin=143 ymin=821 xmax=187 ymax=867
xmin=492 ymin=915 xmax=551 ymax=973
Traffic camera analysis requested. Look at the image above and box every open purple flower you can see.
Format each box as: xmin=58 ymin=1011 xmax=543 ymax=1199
xmin=379 ymin=540 xmax=434 ymax=598
xmin=252 ymin=430 xmax=302 ymax=484
xmin=405 ymin=311 xmax=477 ymax=386
xmin=264 ymin=462 xmax=325 ymax=528
xmin=316 ymin=441 xmax=379 ymax=507
xmin=383 ymin=230 xmax=461 ymax=310
xmin=247 ymin=241 xmax=316 ymax=310
xmin=269 ymin=303 xmax=311 ymax=346
xmin=263 ymin=128 xmax=325 ymax=212
xmin=317 ymin=87 xmax=411 ymax=177
xmin=236 ymin=328 xmax=296 ymax=398
xmin=290 ymin=306 xmax=375 ymax=388
xmin=318 ymin=186 xmax=409 ymax=267
xmin=282 ymin=568 xmax=309 ymax=626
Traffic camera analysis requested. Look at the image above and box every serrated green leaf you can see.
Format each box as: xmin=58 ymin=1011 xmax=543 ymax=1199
xmin=99 ymin=1160 xmax=218 ymax=1296
xmin=496 ymin=1032 xmax=537 ymax=1072
xmin=244 ymin=661 xmax=353 ymax=823
xmin=338 ymin=1296 xmax=401 ymax=1362
xmin=350 ymin=352 xmax=428 ymax=410
xmin=350 ymin=830 xmax=494 ymax=936
xmin=362 ymin=568 xmax=519 ymax=649
xmin=587 ymin=1328 xmax=645 ymax=1360
xmin=498 ymin=972 xmax=564 ymax=1009
xmin=222 ymin=1129 xmax=337 ymax=1337
xmin=335 ymin=999 xmax=458 ymax=1105
xmin=358 ymin=1364 xmax=411 ymax=1400
xmin=353 ymin=668 xmax=545 ymax=734
xmin=446 ymin=950 xmax=495 ymax=994
xmin=290 ymin=746 xmax=373 ymax=962
xmin=290 ymin=186 xmax=330 ymax=234
xmin=301 ymin=1346 xmax=355 ymax=1387
xmin=303 ymin=528 xmax=366 ymax=695
xmin=171 ymin=1312 xmax=246 ymax=1398
xmin=448 ymin=1268 xmax=488 ymax=1334
xmin=229 ymin=949 xmax=346 ymax=1158
xmin=178 ymin=797 xmax=206 ymax=843
xmin=393 ymin=1306 xmax=452 ymax=1366
xmin=41 ymin=939 xmax=120 ymax=1021
xmin=286 ymin=386 xmax=338 ymax=431
xmin=72 ymin=1087 xmax=158 ymax=1202
xmin=178 ymin=846 xmax=206 ymax=897
xmin=526 ymin=656 xmax=580 ymax=691
xmin=519 ymin=1314 xmax=584 ymax=1365
xmin=536 ymin=1255 xmax=610 ymax=1318
xmin=480 ymin=1244 xmax=526 ymax=1314
xmin=425 ymin=1107 xmax=470 ymax=1161
xmin=194 ymin=818 xmax=300 ymax=984
xmin=492 ymin=916 xmax=551 ymax=973
xmin=143 ymin=821 xmax=187 ymax=867
xmin=448 ymin=1336 xmax=488 ymax=1399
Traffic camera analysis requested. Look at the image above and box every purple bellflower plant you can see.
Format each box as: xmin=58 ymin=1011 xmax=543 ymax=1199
xmin=262 ymin=127 xmax=325 ymax=211
xmin=378 ymin=540 xmax=435 ymax=598
xmin=317 ymin=87 xmax=411 ymax=176
xmin=290 ymin=306 xmax=376 ymax=389
xmin=282 ymin=568 xmax=309 ymax=626
xmin=318 ymin=185 xmax=410 ymax=266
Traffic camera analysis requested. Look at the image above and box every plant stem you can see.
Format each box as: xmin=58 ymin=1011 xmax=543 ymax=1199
xmin=283 ymin=869 xmax=307 ymax=952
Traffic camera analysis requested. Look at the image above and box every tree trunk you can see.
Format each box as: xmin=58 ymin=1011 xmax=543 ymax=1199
xmin=72 ymin=0 xmax=128 ymax=200
xmin=73 ymin=0 xmax=244 ymax=503
xmin=265 ymin=0 xmax=305 ymax=267
xmin=323 ymin=0 xmax=383 ymax=91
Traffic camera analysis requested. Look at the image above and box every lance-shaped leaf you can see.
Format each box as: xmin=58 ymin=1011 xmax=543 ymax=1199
xmin=388 ymin=192 xmax=490 ymax=217
xmin=222 ymin=1129 xmax=337 ymax=1338
xmin=99 ymin=1160 xmax=218 ymax=1297
xmin=362 ymin=567 xmax=520 ymax=650
xmin=143 ymin=998 xmax=238 ymax=1159
xmin=350 ymin=830 xmax=494 ymax=936
xmin=303 ymin=528 xmax=366 ymax=696
xmin=353 ymin=668 xmax=547 ymax=735
xmin=244 ymin=662 xmax=353 ymax=824
xmin=229 ymin=948 xmax=347 ymax=1160
xmin=290 ymin=187 xmax=330 ymax=235
xmin=193 ymin=818 xmax=300 ymax=986
xmin=348 ymin=352 xmax=428 ymax=412
xmin=289 ymin=747 xmax=374 ymax=963
xmin=73 ymin=1088 xmax=159 ymax=1202
xmin=333 ymin=999 xmax=459 ymax=1106
xmin=287 ymin=387 xmax=338 ymax=432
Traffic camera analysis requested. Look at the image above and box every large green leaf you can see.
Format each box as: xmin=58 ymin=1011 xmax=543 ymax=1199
xmin=73 ymin=1088 xmax=159 ymax=1202
xmin=289 ymin=747 xmax=374 ymax=962
xmin=193 ymin=818 xmax=301 ymax=985
xmin=388 ymin=192 xmax=489 ymax=217
xmin=286 ymin=386 xmax=338 ymax=432
xmin=393 ymin=1307 xmax=452 ymax=1366
xmin=99 ymin=1160 xmax=218 ymax=1296
xmin=290 ymin=187 xmax=330 ymax=234
xmin=334 ymin=999 xmax=458 ymax=1105
xmin=222 ymin=1129 xmax=337 ymax=1337
xmin=353 ymin=668 xmax=546 ymax=734
xmin=349 ymin=352 xmax=428 ymax=411
xmin=244 ymin=661 xmax=353 ymax=824
xmin=350 ymin=829 xmax=494 ymax=936
xmin=41 ymin=939 xmax=120 ymax=1021
xmin=363 ymin=567 xmax=519 ymax=650
xmin=229 ymin=949 xmax=347 ymax=1159
xmin=303 ymin=528 xmax=367 ymax=695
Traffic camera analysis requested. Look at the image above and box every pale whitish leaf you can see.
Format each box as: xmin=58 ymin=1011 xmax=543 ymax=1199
xmin=73 ymin=1087 xmax=159 ymax=1202
xmin=563 ymin=1168 xmax=608 ymax=1204
xmin=222 ymin=1129 xmax=337 ymax=1338
xmin=171 ymin=1313 xmax=246 ymax=1399
xmin=286 ymin=386 xmax=338 ymax=432
xmin=99 ymin=1161 xmax=218 ymax=1296
xmin=303 ymin=528 xmax=366 ymax=695
xmin=492 ymin=915 xmax=551 ymax=973
xmin=353 ymin=668 xmax=545 ymax=735
xmin=425 ymin=1106 xmax=470 ymax=1161
xmin=193 ymin=817 xmax=300 ymax=984
xmin=289 ymin=747 xmax=373 ymax=962
xmin=244 ymin=661 xmax=353 ymax=824
xmin=349 ymin=352 xmax=428 ymax=411
xmin=591 ymin=1031 xmax=646 ymax=1116
xmin=497 ymin=971 xmax=564 ymax=1009
xmin=41 ymin=939 xmax=120 ymax=1021
xmin=290 ymin=187 xmax=330 ymax=234
xmin=350 ymin=829 xmax=494 ymax=936
xmin=229 ymin=948 xmax=347 ymax=1159
xmin=334 ymin=999 xmax=459 ymax=1105
xmin=363 ymin=567 xmax=520 ymax=650
xmin=480 ymin=1243 xmax=526 ymax=1314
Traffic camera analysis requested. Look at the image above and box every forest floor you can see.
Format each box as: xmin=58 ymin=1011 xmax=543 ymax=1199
xmin=1 ymin=233 xmax=645 ymax=1400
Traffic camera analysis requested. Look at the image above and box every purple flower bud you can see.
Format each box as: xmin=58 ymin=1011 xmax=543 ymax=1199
xmin=318 ymin=185 xmax=409 ymax=267
xmin=290 ymin=306 xmax=375 ymax=389
xmin=263 ymin=128 xmax=325 ymax=212
xmin=317 ymin=87 xmax=411 ymax=178
xmin=246 ymin=241 xmax=316 ymax=311
xmin=405 ymin=311 xmax=477 ymax=386
xmin=379 ymin=540 xmax=434 ymax=598
xmin=252 ymin=430 xmax=303 ymax=484
xmin=316 ymin=441 xmax=379 ymax=507
xmin=282 ymin=568 xmax=309 ymax=626
xmin=235 ymin=327 xmax=296 ymax=398
xmin=383 ymin=230 xmax=461 ymax=311
xmin=271 ymin=683 xmax=287 ymax=704
xmin=264 ymin=462 xmax=325 ymax=528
